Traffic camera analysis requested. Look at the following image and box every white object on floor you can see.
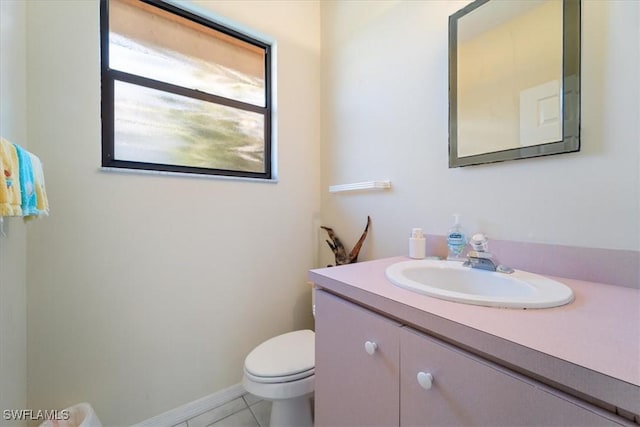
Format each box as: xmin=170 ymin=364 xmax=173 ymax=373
xmin=39 ymin=402 xmax=102 ymax=427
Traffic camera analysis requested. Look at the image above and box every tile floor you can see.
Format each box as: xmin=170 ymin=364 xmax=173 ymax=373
xmin=173 ymin=393 xmax=271 ymax=427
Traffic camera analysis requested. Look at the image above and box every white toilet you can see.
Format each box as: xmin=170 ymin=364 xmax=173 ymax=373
xmin=242 ymin=329 xmax=315 ymax=427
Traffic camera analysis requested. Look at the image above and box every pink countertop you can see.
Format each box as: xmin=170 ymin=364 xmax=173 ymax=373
xmin=309 ymin=256 xmax=640 ymax=416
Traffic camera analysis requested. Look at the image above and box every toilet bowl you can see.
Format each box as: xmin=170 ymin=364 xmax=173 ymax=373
xmin=242 ymin=329 xmax=315 ymax=427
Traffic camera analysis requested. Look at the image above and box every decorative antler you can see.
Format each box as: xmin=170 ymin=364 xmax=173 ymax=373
xmin=321 ymin=216 xmax=371 ymax=266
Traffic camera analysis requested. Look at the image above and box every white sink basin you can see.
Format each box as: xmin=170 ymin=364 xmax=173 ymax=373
xmin=385 ymin=259 xmax=574 ymax=309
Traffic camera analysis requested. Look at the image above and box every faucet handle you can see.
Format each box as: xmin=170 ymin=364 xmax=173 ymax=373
xmin=467 ymin=250 xmax=493 ymax=260
xmin=497 ymin=265 xmax=515 ymax=274
xmin=470 ymin=233 xmax=489 ymax=252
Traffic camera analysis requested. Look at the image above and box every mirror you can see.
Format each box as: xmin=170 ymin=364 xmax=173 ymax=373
xmin=449 ymin=0 xmax=580 ymax=167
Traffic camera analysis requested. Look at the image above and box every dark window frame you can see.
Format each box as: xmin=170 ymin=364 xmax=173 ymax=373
xmin=100 ymin=0 xmax=273 ymax=179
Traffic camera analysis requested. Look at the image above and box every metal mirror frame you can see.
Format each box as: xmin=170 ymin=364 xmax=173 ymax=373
xmin=449 ymin=0 xmax=581 ymax=168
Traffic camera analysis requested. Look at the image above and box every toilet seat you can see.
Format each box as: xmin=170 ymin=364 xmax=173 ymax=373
xmin=244 ymin=329 xmax=315 ymax=384
xmin=245 ymin=366 xmax=314 ymax=383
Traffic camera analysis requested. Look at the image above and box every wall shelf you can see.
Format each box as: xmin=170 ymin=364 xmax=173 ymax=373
xmin=329 ymin=180 xmax=391 ymax=193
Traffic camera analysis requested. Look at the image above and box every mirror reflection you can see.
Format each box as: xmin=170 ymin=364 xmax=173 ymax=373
xmin=449 ymin=0 xmax=580 ymax=167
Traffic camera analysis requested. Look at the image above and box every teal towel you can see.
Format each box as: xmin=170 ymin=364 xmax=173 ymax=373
xmin=14 ymin=143 xmax=37 ymax=216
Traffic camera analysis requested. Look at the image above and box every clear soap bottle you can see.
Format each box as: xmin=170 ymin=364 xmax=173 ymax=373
xmin=446 ymin=214 xmax=467 ymax=261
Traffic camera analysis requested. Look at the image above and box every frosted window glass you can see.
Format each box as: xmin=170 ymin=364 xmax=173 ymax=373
xmin=109 ymin=0 xmax=265 ymax=107
xmin=114 ymin=81 xmax=265 ymax=173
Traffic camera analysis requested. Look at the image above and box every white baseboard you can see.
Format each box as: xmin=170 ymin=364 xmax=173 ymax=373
xmin=131 ymin=383 xmax=245 ymax=427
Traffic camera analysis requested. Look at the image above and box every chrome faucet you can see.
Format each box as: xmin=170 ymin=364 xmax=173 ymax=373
xmin=463 ymin=234 xmax=514 ymax=274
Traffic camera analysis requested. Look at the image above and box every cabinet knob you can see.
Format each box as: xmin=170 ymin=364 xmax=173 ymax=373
xmin=364 ymin=341 xmax=378 ymax=355
xmin=417 ymin=371 xmax=434 ymax=390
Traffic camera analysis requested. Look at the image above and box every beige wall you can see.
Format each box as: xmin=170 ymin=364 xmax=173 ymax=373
xmin=25 ymin=0 xmax=320 ymax=425
xmin=320 ymin=0 xmax=639 ymax=270
xmin=0 ymin=1 xmax=28 ymax=425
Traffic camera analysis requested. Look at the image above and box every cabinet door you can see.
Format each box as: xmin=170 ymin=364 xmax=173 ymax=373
xmin=400 ymin=327 xmax=623 ymax=426
xmin=315 ymin=290 xmax=400 ymax=427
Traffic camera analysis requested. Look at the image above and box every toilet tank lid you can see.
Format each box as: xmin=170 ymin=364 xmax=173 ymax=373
xmin=245 ymin=329 xmax=315 ymax=378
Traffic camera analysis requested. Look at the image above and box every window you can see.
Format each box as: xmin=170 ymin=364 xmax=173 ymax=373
xmin=100 ymin=0 xmax=272 ymax=179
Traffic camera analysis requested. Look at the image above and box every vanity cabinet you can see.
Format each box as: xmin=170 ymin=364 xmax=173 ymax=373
xmin=315 ymin=288 xmax=401 ymax=426
xmin=400 ymin=327 xmax=623 ymax=426
xmin=315 ymin=289 xmax=628 ymax=426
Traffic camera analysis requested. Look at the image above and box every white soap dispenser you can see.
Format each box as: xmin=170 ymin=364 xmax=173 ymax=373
xmin=446 ymin=214 xmax=467 ymax=261
xmin=409 ymin=228 xmax=426 ymax=259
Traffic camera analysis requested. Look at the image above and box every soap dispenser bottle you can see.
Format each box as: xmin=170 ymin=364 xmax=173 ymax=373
xmin=447 ymin=214 xmax=467 ymax=261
